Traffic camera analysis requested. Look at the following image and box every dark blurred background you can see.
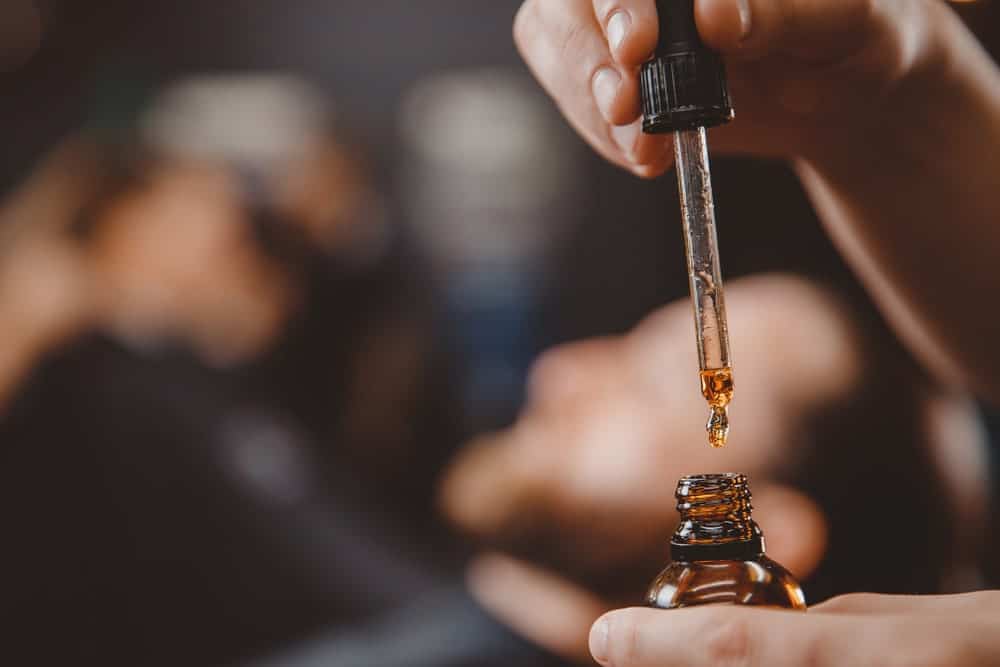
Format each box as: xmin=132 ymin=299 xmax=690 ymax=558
xmin=0 ymin=1 xmax=998 ymax=666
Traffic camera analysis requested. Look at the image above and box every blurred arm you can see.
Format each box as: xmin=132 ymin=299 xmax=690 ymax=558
xmin=0 ymin=317 xmax=56 ymax=408
xmin=0 ymin=240 xmax=95 ymax=410
xmin=0 ymin=141 xmax=97 ymax=410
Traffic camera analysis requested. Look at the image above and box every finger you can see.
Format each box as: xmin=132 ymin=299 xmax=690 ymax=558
xmin=527 ymin=337 xmax=626 ymax=409
xmin=699 ymin=61 xmax=820 ymax=156
xmin=514 ymin=0 xmax=671 ymax=174
xmin=590 ymin=606 xmax=822 ymax=667
xmin=816 ymin=591 xmax=1000 ymax=616
xmin=591 ymin=0 xmax=659 ymax=67
xmin=751 ymin=484 xmax=827 ymax=580
xmin=695 ymin=0 xmax=891 ymax=64
xmin=468 ymin=553 xmax=609 ymax=663
xmin=438 ymin=430 xmax=547 ymax=537
xmin=589 ymin=605 xmax=973 ymax=667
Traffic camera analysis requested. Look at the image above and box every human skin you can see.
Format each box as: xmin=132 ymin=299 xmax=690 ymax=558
xmin=590 ymin=591 xmax=1000 ymax=667
xmin=0 ymin=142 xmax=101 ymax=409
xmin=510 ymin=1 xmax=1000 ymax=662
xmin=513 ymin=0 xmax=1000 ymax=406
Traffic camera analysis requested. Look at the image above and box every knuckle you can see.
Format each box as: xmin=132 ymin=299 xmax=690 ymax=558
xmin=591 ymin=0 xmax=617 ymax=24
xmin=527 ymin=346 xmax=575 ymax=394
xmin=851 ymin=0 xmax=880 ymax=27
xmin=800 ymin=629 xmax=835 ymax=667
xmin=536 ymin=0 xmax=594 ymax=63
xmin=514 ymin=0 xmax=599 ymax=85
xmin=860 ymin=0 xmax=910 ymax=66
xmin=527 ymin=339 xmax=617 ymax=402
xmin=557 ymin=20 xmax=592 ymax=64
xmin=703 ymin=612 xmax=752 ymax=667
xmin=874 ymin=620 xmax=942 ymax=667
xmin=512 ymin=1 xmax=537 ymax=55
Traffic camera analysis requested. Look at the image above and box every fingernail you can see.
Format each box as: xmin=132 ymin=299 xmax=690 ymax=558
xmin=592 ymin=67 xmax=621 ymax=123
xmin=606 ymin=11 xmax=631 ymax=54
xmin=736 ymin=0 xmax=752 ymax=41
xmin=610 ymin=122 xmax=639 ymax=161
xmin=590 ymin=616 xmax=610 ymax=664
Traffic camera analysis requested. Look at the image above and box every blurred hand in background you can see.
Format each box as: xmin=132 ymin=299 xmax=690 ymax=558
xmin=0 ymin=141 xmax=100 ymax=407
xmin=441 ymin=274 xmax=861 ymax=660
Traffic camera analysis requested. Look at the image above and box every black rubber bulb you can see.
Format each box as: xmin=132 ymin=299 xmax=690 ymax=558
xmin=640 ymin=0 xmax=734 ymax=133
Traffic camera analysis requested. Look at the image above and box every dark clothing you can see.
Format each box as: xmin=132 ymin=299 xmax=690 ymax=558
xmin=0 ymin=334 xmax=419 ymax=664
xmin=0 ymin=317 xmax=552 ymax=666
xmin=0 ymin=244 xmax=532 ymax=665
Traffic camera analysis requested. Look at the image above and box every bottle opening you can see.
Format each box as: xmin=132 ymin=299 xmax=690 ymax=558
xmin=671 ymin=473 xmax=764 ymax=561
xmin=676 ymin=473 xmax=751 ymax=521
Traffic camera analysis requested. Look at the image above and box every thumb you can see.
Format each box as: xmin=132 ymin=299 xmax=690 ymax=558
xmin=752 ymin=483 xmax=828 ymax=581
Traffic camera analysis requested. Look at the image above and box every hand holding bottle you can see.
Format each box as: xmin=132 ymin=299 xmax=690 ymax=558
xmin=515 ymin=0 xmax=1000 ymax=404
xmin=589 ymin=591 xmax=1000 ymax=666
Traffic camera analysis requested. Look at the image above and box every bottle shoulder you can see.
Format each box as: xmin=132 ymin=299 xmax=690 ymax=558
xmin=647 ymin=555 xmax=806 ymax=610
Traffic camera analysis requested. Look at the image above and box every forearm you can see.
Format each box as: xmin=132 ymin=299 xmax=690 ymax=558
xmin=0 ymin=323 xmax=51 ymax=411
xmin=0 ymin=298 xmax=89 ymax=412
xmin=797 ymin=3 xmax=1000 ymax=405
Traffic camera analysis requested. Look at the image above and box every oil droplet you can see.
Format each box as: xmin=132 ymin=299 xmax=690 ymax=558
xmin=706 ymin=407 xmax=729 ymax=449
xmin=700 ymin=367 xmax=733 ymax=448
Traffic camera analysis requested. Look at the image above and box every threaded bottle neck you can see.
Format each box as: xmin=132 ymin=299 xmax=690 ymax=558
xmin=671 ymin=473 xmax=764 ymax=561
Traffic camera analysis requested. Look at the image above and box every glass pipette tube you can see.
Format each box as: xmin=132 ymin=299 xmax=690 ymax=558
xmin=673 ymin=127 xmax=734 ymax=448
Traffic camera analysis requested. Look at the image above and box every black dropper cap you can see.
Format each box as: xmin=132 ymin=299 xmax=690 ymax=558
xmin=640 ymin=0 xmax=734 ymax=133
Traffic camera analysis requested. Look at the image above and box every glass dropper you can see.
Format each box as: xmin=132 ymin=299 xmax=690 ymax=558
xmin=640 ymin=0 xmax=736 ymax=447
xmin=674 ymin=127 xmax=733 ymax=447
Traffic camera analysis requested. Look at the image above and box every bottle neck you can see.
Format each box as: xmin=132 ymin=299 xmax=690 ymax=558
xmin=670 ymin=473 xmax=765 ymax=561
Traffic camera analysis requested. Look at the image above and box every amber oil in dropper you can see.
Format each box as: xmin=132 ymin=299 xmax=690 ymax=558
xmin=700 ymin=367 xmax=733 ymax=448
xmin=639 ymin=0 xmax=738 ymax=450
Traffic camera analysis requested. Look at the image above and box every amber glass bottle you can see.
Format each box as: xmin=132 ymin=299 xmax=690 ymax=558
xmin=647 ymin=473 xmax=807 ymax=610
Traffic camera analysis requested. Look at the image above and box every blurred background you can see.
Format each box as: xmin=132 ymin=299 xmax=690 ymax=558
xmin=0 ymin=1 xmax=997 ymax=665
